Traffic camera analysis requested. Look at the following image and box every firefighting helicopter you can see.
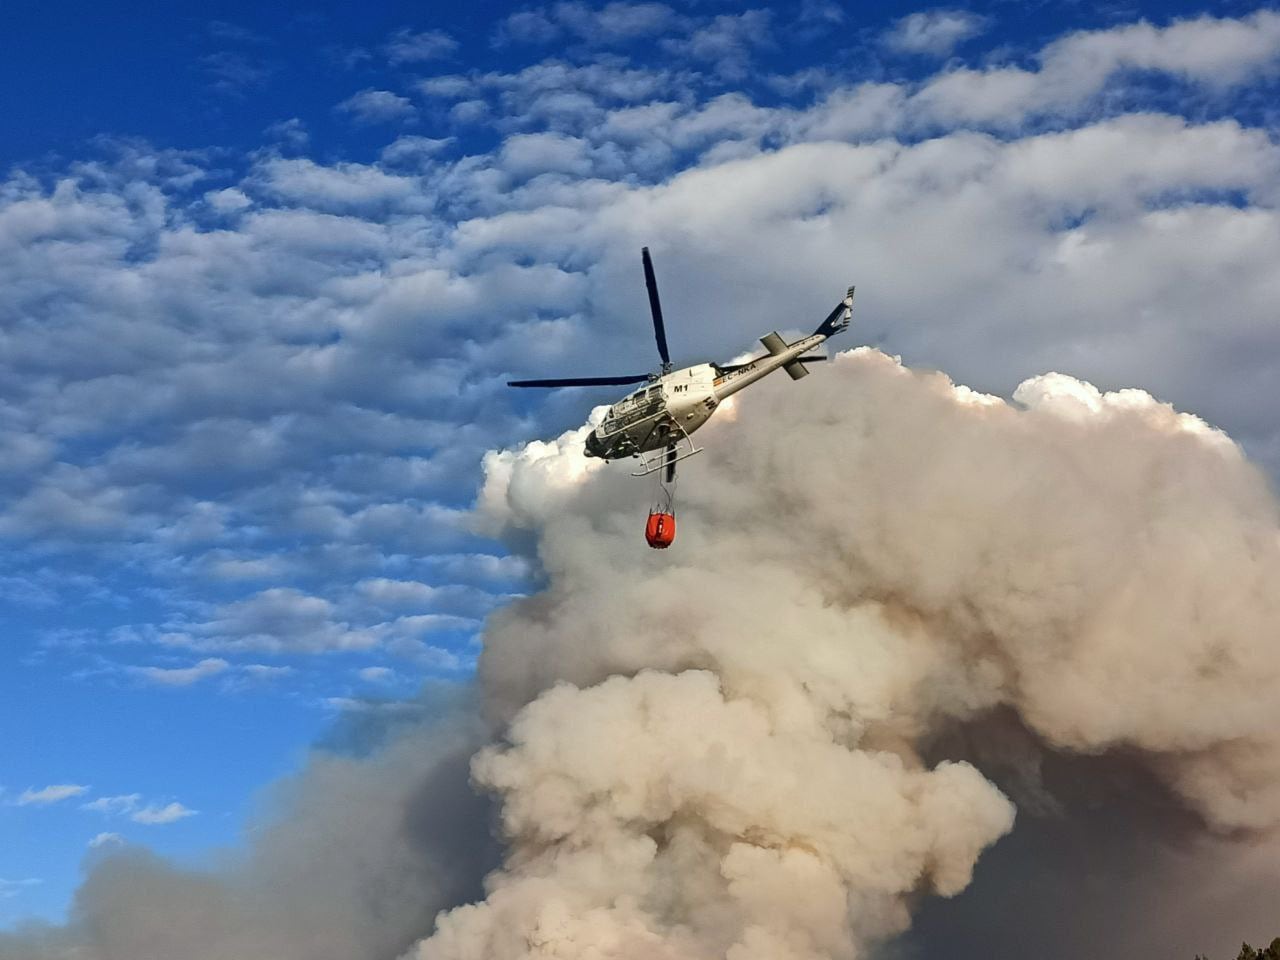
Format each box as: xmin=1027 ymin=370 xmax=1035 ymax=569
xmin=509 ymin=248 xmax=855 ymax=546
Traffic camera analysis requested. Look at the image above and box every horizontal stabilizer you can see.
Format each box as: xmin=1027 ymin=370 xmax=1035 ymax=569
xmin=760 ymin=331 xmax=787 ymax=355
xmin=783 ymin=359 xmax=809 ymax=380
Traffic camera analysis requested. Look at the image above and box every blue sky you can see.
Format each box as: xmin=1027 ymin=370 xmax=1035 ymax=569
xmin=3 ymin=0 xmax=1280 ymax=932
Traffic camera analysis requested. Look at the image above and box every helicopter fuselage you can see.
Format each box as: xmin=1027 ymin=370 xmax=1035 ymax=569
xmin=510 ymin=245 xmax=854 ymax=484
xmin=583 ymin=329 xmax=832 ymax=461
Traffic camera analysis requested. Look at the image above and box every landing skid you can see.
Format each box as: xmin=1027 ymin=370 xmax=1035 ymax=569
xmin=630 ymin=426 xmax=702 ymax=477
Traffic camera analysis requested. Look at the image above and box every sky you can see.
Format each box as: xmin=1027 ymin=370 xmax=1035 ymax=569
xmin=2 ymin=0 xmax=1279 ymax=942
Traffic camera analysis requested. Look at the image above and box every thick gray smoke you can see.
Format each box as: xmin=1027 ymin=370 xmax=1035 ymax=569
xmin=406 ymin=348 xmax=1280 ymax=959
xmin=6 ymin=350 xmax=1279 ymax=959
xmin=0 ymin=697 xmax=500 ymax=960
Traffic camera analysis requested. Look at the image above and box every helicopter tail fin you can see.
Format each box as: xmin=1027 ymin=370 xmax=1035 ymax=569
xmin=814 ymin=286 xmax=855 ymax=339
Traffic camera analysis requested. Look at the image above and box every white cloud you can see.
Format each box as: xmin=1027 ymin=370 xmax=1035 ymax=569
xmin=132 ymin=657 xmax=230 ymax=687
xmin=205 ymin=187 xmax=252 ymax=213
xmin=356 ymin=578 xmax=438 ymax=607
xmin=493 ymin=10 xmax=562 ymax=46
xmin=17 ymin=784 xmax=88 ymax=806
xmin=336 ymin=89 xmax=416 ymax=125
xmin=382 ymin=28 xmax=458 ymax=64
xmin=662 ymin=10 xmax=772 ymax=80
xmin=264 ymin=117 xmax=309 ymax=150
xmin=448 ymin=99 xmax=490 ymax=125
xmin=494 ymin=2 xmax=678 ymax=47
xmin=241 ymin=664 xmax=294 ymax=681
xmin=131 ymin=802 xmax=198 ymax=825
xmin=251 ymin=157 xmax=424 ymax=213
xmin=357 ymin=666 xmax=397 ymax=684
xmin=83 ymin=793 xmax=197 ymax=825
xmin=83 ymin=794 xmax=142 ymax=815
xmin=914 ymin=10 xmax=1280 ymax=128
xmin=0 ymin=476 xmax=153 ymax=540
xmin=882 ymin=9 xmax=988 ymax=56
xmin=424 ymin=553 xmax=531 ymax=584
xmin=414 ymin=60 xmax=684 ymax=142
xmin=381 ymin=136 xmax=454 ymax=167
xmin=796 ymin=0 xmax=844 ymax=28
xmin=415 ymin=74 xmax=474 ymax=98
xmin=1043 ymin=8 xmax=1280 ymax=89
xmin=88 ymin=832 xmax=124 ymax=849
xmin=201 ymin=553 xmax=291 ymax=581
xmin=499 ymin=132 xmax=594 ymax=178
xmin=556 ymin=1 xmax=679 ymax=42
xmin=169 ymin=588 xmax=382 ymax=654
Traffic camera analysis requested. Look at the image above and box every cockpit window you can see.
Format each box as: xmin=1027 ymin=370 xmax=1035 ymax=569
xmin=600 ymin=382 xmax=664 ymax=435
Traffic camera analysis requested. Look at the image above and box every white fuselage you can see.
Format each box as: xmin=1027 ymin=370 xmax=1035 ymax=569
xmin=583 ymin=330 xmax=832 ymax=460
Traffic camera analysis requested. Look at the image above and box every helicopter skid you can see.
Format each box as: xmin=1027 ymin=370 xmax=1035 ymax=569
xmin=629 ymin=426 xmax=702 ymax=477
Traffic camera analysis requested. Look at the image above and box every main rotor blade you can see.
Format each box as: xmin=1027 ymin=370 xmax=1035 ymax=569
xmin=641 ymin=247 xmax=671 ymax=368
xmin=507 ymin=375 xmax=651 ymax=388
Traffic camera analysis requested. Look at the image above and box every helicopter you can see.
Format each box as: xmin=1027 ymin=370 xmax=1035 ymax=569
xmin=509 ymin=247 xmax=856 ymax=486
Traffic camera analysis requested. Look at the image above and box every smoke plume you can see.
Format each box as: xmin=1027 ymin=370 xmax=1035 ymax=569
xmin=407 ymin=348 xmax=1280 ymax=959
xmin=0 ymin=697 xmax=499 ymax=960
xmin=6 ymin=349 xmax=1279 ymax=959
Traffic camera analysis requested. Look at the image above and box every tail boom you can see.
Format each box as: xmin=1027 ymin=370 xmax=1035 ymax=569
xmin=712 ymin=285 xmax=856 ymax=399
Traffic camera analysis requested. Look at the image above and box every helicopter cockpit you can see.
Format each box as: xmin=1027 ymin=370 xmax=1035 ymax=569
xmin=602 ymin=382 xmax=664 ymax=432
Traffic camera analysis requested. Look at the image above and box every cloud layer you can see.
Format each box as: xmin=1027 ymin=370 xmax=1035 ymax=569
xmin=4 ymin=9 xmax=1280 ymax=702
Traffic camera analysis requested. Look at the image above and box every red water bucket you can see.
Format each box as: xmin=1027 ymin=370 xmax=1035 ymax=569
xmin=645 ymin=510 xmax=676 ymax=549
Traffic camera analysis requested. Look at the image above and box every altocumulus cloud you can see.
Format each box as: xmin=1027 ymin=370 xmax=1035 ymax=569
xmin=15 ymin=785 xmax=88 ymax=807
xmin=882 ymin=9 xmax=989 ymax=56
xmin=129 ymin=803 xmax=197 ymax=826
xmin=82 ymin=793 xmax=197 ymax=825
xmin=129 ymin=658 xmax=230 ymax=687
xmin=0 ymin=3 xmax=1276 ymax=715
xmin=337 ymin=89 xmax=417 ymax=125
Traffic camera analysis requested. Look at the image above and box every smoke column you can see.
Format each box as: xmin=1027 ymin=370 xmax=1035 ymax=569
xmin=5 ymin=349 xmax=1277 ymax=960
xmin=0 ymin=699 xmax=500 ymax=960
xmin=407 ymin=348 xmax=1280 ymax=959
